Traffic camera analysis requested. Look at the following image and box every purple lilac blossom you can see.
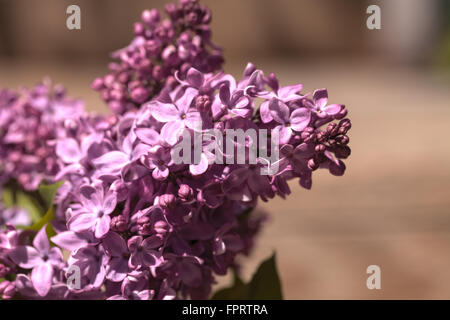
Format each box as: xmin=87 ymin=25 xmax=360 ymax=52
xmin=0 ymin=2 xmax=352 ymax=301
xmin=0 ymin=80 xmax=85 ymax=191
xmin=35 ymin=63 xmax=349 ymax=300
xmin=91 ymin=0 xmax=224 ymax=115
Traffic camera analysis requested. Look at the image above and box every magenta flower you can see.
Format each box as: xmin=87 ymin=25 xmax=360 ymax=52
xmin=9 ymin=226 xmax=63 ymax=297
xmin=127 ymin=235 xmax=163 ymax=269
xmin=307 ymin=88 xmax=343 ymax=118
xmin=141 ymin=145 xmax=173 ymax=181
xmin=148 ymin=88 xmax=201 ymax=145
xmin=103 ymin=232 xmax=131 ymax=282
xmin=67 ymin=244 xmax=109 ymax=291
xmin=67 ymin=185 xmax=117 ymax=238
xmin=264 ymin=98 xmax=311 ymax=143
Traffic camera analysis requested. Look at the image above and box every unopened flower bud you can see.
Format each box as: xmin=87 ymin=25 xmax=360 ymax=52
xmin=142 ymin=9 xmax=160 ymax=25
xmin=91 ymin=77 xmax=104 ymax=91
xmin=195 ymin=95 xmax=211 ymax=114
xmin=178 ymin=184 xmax=194 ymax=201
xmin=159 ymin=194 xmax=176 ymax=209
xmin=133 ymin=22 xmax=145 ymax=36
xmin=314 ymin=144 xmax=326 ymax=153
xmin=0 ymin=281 xmax=15 ymax=300
xmin=130 ymin=86 xmax=150 ymax=104
xmin=307 ymin=158 xmax=319 ymax=171
xmin=336 ymin=135 xmax=349 ymax=145
xmin=334 ymin=146 xmax=351 ymax=159
xmin=154 ymin=220 xmax=170 ymax=235
xmin=110 ymin=215 xmax=128 ymax=232
xmin=137 ymin=216 xmax=152 ymax=235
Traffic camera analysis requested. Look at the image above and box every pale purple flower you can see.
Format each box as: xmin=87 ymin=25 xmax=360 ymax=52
xmin=67 ymin=185 xmax=117 ymax=238
xmin=141 ymin=145 xmax=173 ymax=180
xmin=264 ymin=98 xmax=311 ymax=144
xmin=148 ymin=88 xmax=201 ymax=145
xmin=9 ymin=226 xmax=63 ymax=297
xmin=67 ymin=244 xmax=109 ymax=291
xmin=307 ymin=88 xmax=343 ymax=118
xmin=103 ymin=232 xmax=131 ymax=282
xmin=127 ymin=235 xmax=163 ymax=269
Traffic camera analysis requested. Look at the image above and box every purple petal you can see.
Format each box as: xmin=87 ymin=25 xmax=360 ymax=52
xmin=277 ymin=125 xmax=293 ymax=144
xmin=259 ymin=100 xmax=273 ymax=123
xmin=278 ymin=84 xmax=303 ymax=101
xmin=142 ymin=235 xmax=163 ymax=250
xmin=103 ymin=232 xmax=128 ymax=256
xmin=329 ymin=159 xmax=346 ymax=176
xmin=135 ymin=128 xmax=160 ymax=145
xmin=67 ymin=213 xmax=97 ymax=233
xmin=102 ymin=191 xmax=117 ymax=215
xmin=322 ymin=103 xmax=343 ymax=115
xmin=219 ymin=83 xmax=230 ymax=105
xmin=48 ymin=247 xmax=63 ymax=265
xmin=186 ymin=68 xmax=204 ymax=88
xmin=129 ymin=252 xmax=143 ymax=269
xmin=248 ymin=173 xmax=272 ymax=195
xmin=106 ymin=258 xmax=129 ymax=282
xmin=149 ymin=101 xmax=180 ymax=122
xmin=142 ymin=252 xmax=160 ymax=267
xmin=92 ymin=151 xmax=129 ymax=175
xmin=131 ymin=143 xmax=152 ymax=161
xmin=184 ymin=111 xmax=202 ymax=131
xmin=56 ymin=138 xmax=82 ymax=164
xmin=95 ymin=215 xmax=111 ymax=238
xmin=268 ymin=99 xmax=290 ymax=124
xmin=160 ymin=121 xmax=185 ymax=146
xmin=79 ymin=185 xmax=102 ymax=209
xmin=50 ymin=231 xmax=89 ymax=251
xmin=31 ymin=262 xmax=53 ymax=297
xmin=176 ymin=88 xmax=197 ymax=114
xmin=313 ymin=88 xmax=328 ymax=108
xmin=33 ymin=226 xmax=50 ymax=254
xmin=127 ymin=236 xmax=143 ymax=252
xmin=290 ymin=108 xmax=311 ymax=132
xmin=9 ymin=246 xmax=42 ymax=269
xmin=107 ymin=295 xmax=126 ymax=300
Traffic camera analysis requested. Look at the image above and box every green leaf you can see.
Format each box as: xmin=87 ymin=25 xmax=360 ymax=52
xmin=212 ymin=253 xmax=283 ymax=300
xmin=1 ymin=188 xmax=14 ymax=207
xmin=38 ymin=181 xmax=64 ymax=210
xmin=16 ymin=191 xmax=43 ymax=224
xmin=27 ymin=181 xmax=63 ymax=237
xmin=247 ymin=253 xmax=283 ymax=299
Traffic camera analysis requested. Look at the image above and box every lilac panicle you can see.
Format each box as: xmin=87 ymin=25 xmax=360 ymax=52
xmin=42 ymin=63 xmax=351 ymax=300
xmin=0 ymin=0 xmax=352 ymax=301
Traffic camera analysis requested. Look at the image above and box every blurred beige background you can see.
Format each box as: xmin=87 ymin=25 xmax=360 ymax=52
xmin=1 ymin=0 xmax=450 ymax=299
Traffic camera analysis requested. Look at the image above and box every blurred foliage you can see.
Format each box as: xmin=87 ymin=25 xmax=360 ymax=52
xmin=1 ymin=181 xmax=63 ymax=236
xmin=212 ymin=253 xmax=283 ymax=300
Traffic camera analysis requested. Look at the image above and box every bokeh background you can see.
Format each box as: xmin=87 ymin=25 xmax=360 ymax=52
xmin=1 ymin=0 xmax=450 ymax=299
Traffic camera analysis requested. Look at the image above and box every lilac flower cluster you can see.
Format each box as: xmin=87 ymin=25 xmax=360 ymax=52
xmin=0 ymin=0 xmax=352 ymax=301
xmin=91 ymin=0 xmax=223 ymax=115
xmin=0 ymin=80 xmax=84 ymax=191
